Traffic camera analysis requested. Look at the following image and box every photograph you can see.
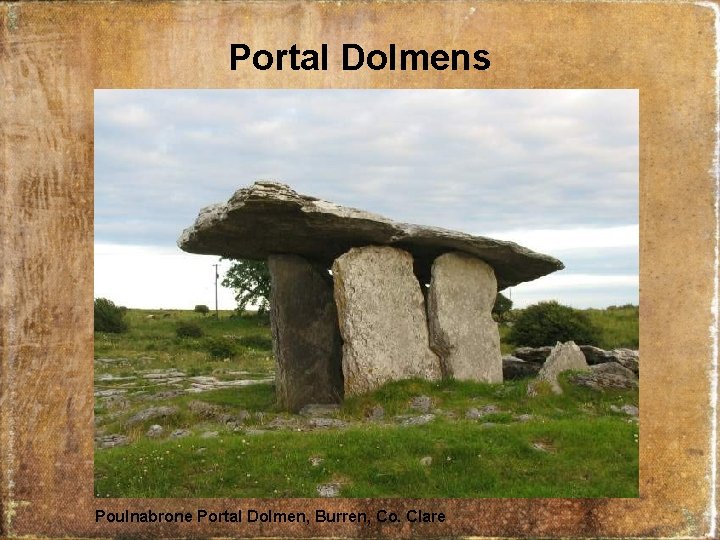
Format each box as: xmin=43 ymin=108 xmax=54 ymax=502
xmin=92 ymin=89 xmax=639 ymax=499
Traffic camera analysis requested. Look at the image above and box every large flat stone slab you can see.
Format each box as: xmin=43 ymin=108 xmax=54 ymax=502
xmin=178 ymin=181 xmax=563 ymax=289
xmin=427 ymin=252 xmax=502 ymax=382
xmin=332 ymin=246 xmax=441 ymax=395
xmin=268 ymin=255 xmax=344 ymax=412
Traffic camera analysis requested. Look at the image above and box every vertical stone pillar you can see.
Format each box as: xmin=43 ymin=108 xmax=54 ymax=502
xmin=268 ymin=254 xmax=343 ymax=412
xmin=332 ymin=246 xmax=441 ymax=396
xmin=427 ymin=252 xmax=503 ymax=383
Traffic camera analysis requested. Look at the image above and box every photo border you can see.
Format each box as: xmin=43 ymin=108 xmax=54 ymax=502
xmin=1 ymin=1 xmax=717 ymax=537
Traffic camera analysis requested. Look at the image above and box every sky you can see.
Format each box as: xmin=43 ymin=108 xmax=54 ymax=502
xmin=94 ymin=89 xmax=638 ymax=310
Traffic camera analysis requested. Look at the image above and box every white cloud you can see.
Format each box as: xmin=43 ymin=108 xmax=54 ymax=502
xmin=94 ymin=243 xmax=238 ymax=310
xmin=486 ymin=225 xmax=639 ymax=253
xmin=94 ymin=89 xmax=638 ymax=309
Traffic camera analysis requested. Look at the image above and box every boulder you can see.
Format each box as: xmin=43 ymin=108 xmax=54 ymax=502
xmin=178 ymin=181 xmax=563 ymax=289
xmin=502 ymin=355 xmax=542 ymax=379
xmin=569 ymin=362 xmax=639 ymax=391
xmin=579 ymin=345 xmax=617 ymax=365
xmin=125 ymin=406 xmax=179 ymax=427
xmin=427 ymin=252 xmax=502 ymax=382
xmin=613 ymin=348 xmax=639 ymax=375
xmin=268 ymin=254 xmax=344 ymax=412
xmin=516 ymin=344 xmax=639 ymax=375
xmin=332 ymin=246 xmax=441 ymax=395
xmin=513 ymin=346 xmax=553 ymax=363
xmin=530 ymin=341 xmax=589 ymax=395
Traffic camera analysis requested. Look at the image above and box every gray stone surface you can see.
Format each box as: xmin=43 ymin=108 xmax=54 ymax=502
xmin=332 ymin=246 xmax=441 ymax=395
xmin=178 ymin=181 xmax=563 ymax=289
xmin=125 ymin=406 xmax=179 ymax=427
xmin=268 ymin=254 xmax=344 ymax=412
xmin=96 ymin=434 xmax=129 ymax=449
xmin=428 ymin=252 xmax=502 ymax=382
xmin=569 ymin=367 xmax=639 ymax=391
xmin=400 ymin=414 xmax=436 ymax=426
xmin=512 ymin=346 xmax=553 ymax=363
xmin=317 ymin=483 xmax=341 ymax=497
xmin=580 ymin=346 xmax=639 ymax=374
xmin=409 ymin=396 xmax=433 ymax=413
xmin=146 ymin=424 xmax=164 ymax=437
xmin=531 ymin=341 xmax=590 ymax=395
xmin=590 ymin=361 xmax=637 ymax=380
xmin=517 ymin=345 xmax=639 ymax=374
xmin=502 ymin=356 xmax=542 ymax=379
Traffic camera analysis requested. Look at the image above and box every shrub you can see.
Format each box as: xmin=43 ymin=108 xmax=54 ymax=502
xmin=175 ymin=322 xmax=204 ymax=338
xmin=94 ymin=298 xmax=129 ymax=333
xmin=204 ymin=337 xmax=236 ymax=359
xmin=194 ymin=304 xmax=210 ymax=316
xmin=508 ymin=301 xmax=600 ymax=347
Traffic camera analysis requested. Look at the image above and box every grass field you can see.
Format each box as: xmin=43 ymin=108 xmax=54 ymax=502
xmin=94 ymin=306 xmax=639 ymax=499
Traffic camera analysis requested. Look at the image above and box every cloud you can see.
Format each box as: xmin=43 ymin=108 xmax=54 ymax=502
xmin=94 ymin=89 xmax=638 ymax=308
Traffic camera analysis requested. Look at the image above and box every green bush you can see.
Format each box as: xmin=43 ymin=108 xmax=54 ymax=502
xmin=194 ymin=304 xmax=210 ymax=315
xmin=94 ymin=298 xmax=129 ymax=333
xmin=508 ymin=301 xmax=600 ymax=347
xmin=204 ymin=337 xmax=236 ymax=359
xmin=175 ymin=322 xmax=204 ymax=338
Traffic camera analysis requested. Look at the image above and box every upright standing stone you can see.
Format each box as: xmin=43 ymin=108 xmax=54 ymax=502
xmin=529 ymin=341 xmax=590 ymax=395
xmin=427 ymin=252 xmax=503 ymax=383
xmin=332 ymin=246 xmax=441 ymax=395
xmin=268 ymin=254 xmax=343 ymax=412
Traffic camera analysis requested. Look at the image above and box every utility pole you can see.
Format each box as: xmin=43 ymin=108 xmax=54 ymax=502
xmin=213 ymin=263 xmax=219 ymax=318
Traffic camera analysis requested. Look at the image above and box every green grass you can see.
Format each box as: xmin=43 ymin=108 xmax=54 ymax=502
xmin=94 ymin=307 xmax=639 ymax=499
xmin=95 ymin=377 xmax=638 ymax=498
xmin=94 ymin=309 xmax=274 ymax=376
xmin=585 ymin=305 xmax=639 ymax=349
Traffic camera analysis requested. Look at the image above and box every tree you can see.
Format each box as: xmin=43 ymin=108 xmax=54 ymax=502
xmin=508 ymin=300 xmax=600 ymax=347
xmin=221 ymin=259 xmax=271 ymax=315
xmin=94 ymin=298 xmax=129 ymax=333
xmin=194 ymin=304 xmax=210 ymax=316
xmin=492 ymin=292 xmax=513 ymax=322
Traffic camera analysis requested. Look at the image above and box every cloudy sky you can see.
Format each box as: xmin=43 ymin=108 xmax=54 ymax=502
xmin=95 ymin=89 xmax=638 ymax=310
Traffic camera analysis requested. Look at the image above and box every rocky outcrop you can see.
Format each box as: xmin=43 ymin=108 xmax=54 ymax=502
xmin=569 ymin=362 xmax=638 ymax=391
xmin=178 ymin=181 xmax=563 ymax=289
xmin=529 ymin=341 xmax=589 ymax=395
xmin=513 ymin=346 xmax=553 ymax=363
xmin=268 ymin=254 xmax=343 ymax=412
xmin=427 ymin=252 xmax=502 ymax=382
xmin=502 ymin=355 xmax=542 ymax=379
xmin=514 ymin=344 xmax=639 ymax=374
xmin=332 ymin=246 xmax=441 ymax=395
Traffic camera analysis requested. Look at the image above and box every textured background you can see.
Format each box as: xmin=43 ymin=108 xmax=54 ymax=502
xmin=0 ymin=1 xmax=717 ymax=537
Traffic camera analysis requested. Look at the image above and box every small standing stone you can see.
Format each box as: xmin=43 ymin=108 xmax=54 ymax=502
xmin=409 ymin=396 xmax=432 ymax=413
xmin=146 ymin=424 xmax=164 ymax=437
xmin=529 ymin=341 xmax=589 ymax=395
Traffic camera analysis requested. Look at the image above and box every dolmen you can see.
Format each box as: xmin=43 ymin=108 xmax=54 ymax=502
xmin=178 ymin=181 xmax=564 ymax=411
